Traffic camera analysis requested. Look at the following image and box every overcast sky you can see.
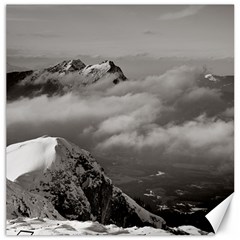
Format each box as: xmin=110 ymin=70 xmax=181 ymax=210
xmin=7 ymin=5 xmax=234 ymax=60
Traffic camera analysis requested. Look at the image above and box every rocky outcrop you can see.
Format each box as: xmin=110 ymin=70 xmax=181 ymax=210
xmin=110 ymin=187 xmax=165 ymax=228
xmin=7 ymin=179 xmax=64 ymax=220
xmin=80 ymin=60 xmax=127 ymax=84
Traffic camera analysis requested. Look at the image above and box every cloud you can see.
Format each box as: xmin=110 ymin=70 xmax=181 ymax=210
xmin=7 ymin=92 xmax=160 ymax=126
xmin=180 ymin=87 xmax=220 ymax=102
xmin=159 ymin=5 xmax=204 ymax=20
xmin=221 ymin=107 xmax=234 ymax=118
xmin=6 ymin=91 xmax=163 ymax=154
xmin=17 ymin=32 xmax=60 ymax=38
xmin=95 ymin=102 xmax=161 ymax=136
xmin=97 ymin=115 xmax=233 ymax=152
xmin=7 ymin=17 xmax=48 ymax=22
xmin=143 ymin=30 xmax=156 ymax=35
xmin=106 ymin=65 xmax=220 ymax=106
xmin=97 ymin=115 xmax=234 ymax=171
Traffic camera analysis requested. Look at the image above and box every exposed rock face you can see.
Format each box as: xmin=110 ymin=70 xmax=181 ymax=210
xmin=31 ymin=138 xmax=113 ymax=223
xmin=110 ymin=187 xmax=165 ymax=228
xmin=6 ymin=136 xmax=165 ymax=229
xmin=7 ymin=70 xmax=33 ymax=91
xmin=46 ymin=59 xmax=86 ymax=73
xmin=80 ymin=60 xmax=127 ymax=84
xmin=7 ymin=179 xmax=63 ymax=220
xmin=7 ymin=59 xmax=127 ymax=101
xmin=199 ymin=74 xmax=234 ymax=105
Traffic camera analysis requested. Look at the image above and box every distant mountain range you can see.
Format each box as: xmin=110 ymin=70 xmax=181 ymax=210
xmin=7 ymin=59 xmax=127 ymax=101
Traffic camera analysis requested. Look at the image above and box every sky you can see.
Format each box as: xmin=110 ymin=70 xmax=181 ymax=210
xmin=6 ymin=5 xmax=234 ymax=75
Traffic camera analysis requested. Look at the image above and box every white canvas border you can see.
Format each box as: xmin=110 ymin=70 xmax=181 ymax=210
xmin=1 ymin=0 xmax=238 ymax=239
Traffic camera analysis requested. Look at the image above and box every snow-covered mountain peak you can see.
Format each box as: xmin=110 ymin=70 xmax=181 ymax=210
xmin=204 ymin=73 xmax=218 ymax=82
xmin=47 ymin=59 xmax=86 ymax=74
xmin=100 ymin=60 xmax=116 ymax=68
xmin=81 ymin=60 xmax=127 ymax=84
xmin=7 ymin=136 xmax=58 ymax=183
xmin=7 ymin=58 xmax=127 ymax=100
xmin=83 ymin=61 xmax=111 ymax=74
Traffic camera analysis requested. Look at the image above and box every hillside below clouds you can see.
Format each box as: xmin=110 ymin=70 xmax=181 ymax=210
xmin=7 ymin=59 xmax=127 ymax=101
xmin=6 ymin=136 xmax=165 ymax=229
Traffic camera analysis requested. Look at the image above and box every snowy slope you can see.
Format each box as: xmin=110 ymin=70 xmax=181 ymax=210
xmin=80 ymin=60 xmax=127 ymax=84
xmin=6 ymin=218 xmax=212 ymax=236
xmin=7 ymin=136 xmax=58 ymax=185
xmin=6 ymin=136 xmax=165 ymax=229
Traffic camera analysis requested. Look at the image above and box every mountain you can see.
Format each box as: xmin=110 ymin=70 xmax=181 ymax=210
xmin=202 ymin=73 xmax=234 ymax=90
xmin=7 ymin=59 xmax=127 ymax=101
xmin=6 ymin=136 xmax=165 ymax=229
xmin=200 ymin=73 xmax=234 ymax=106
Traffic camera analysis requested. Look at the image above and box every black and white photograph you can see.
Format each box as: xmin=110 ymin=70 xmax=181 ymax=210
xmin=5 ymin=4 xmax=234 ymax=236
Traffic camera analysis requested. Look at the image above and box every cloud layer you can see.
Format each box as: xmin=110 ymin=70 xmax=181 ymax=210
xmin=159 ymin=6 xmax=204 ymax=20
xmin=7 ymin=66 xmax=233 ymax=173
